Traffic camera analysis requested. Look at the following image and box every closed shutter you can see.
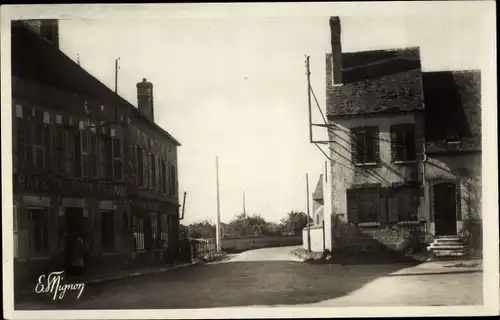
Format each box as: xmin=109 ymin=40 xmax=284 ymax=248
xmin=17 ymin=207 xmax=30 ymax=257
xmin=378 ymin=187 xmax=387 ymax=224
xmin=372 ymin=126 xmax=380 ymax=163
xmin=350 ymin=128 xmax=361 ymax=164
xmin=390 ymin=125 xmax=397 ymax=162
xmin=387 ymin=187 xmax=398 ymax=222
xmin=346 ymin=189 xmax=359 ymax=224
xmin=43 ymin=123 xmax=52 ymax=173
xmin=17 ymin=117 xmax=26 ymax=171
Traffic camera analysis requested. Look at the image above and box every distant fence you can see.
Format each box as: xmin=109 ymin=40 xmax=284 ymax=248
xmin=190 ymin=239 xmax=217 ymax=261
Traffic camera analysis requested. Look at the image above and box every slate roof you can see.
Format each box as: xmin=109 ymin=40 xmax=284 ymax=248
xmin=11 ymin=22 xmax=181 ymax=146
xmin=326 ymin=68 xmax=424 ymax=118
xmin=341 ymin=47 xmax=421 ymax=84
xmin=312 ymin=174 xmax=323 ymax=201
xmin=423 ymin=70 xmax=481 ymax=153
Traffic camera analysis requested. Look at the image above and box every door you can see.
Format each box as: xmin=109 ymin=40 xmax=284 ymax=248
xmin=64 ymin=207 xmax=85 ymax=268
xmin=434 ymin=182 xmax=457 ymax=236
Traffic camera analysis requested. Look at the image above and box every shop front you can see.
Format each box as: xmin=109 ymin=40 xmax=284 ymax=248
xmin=130 ymin=196 xmax=180 ymax=267
xmin=13 ymin=172 xmax=128 ymax=285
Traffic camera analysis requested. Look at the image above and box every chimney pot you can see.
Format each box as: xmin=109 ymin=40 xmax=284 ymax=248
xmin=329 ymin=16 xmax=343 ymax=85
xmin=137 ymin=78 xmax=154 ymax=122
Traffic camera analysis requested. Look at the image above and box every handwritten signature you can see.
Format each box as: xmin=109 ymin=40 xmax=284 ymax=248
xmin=35 ymin=271 xmax=85 ymax=300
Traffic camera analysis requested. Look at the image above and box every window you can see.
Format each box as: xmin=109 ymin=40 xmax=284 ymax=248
xmin=112 ymin=137 xmax=123 ymax=181
xmin=43 ymin=120 xmax=51 ymax=173
xmin=160 ymin=214 xmax=168 ymax=248
xmin=89 ymin=132 xmax=98 ymax=178
xmin=136 ymin=146 xmax=144 ymax=186
xmin=150 ymin=154 xmax=156 ymax=190
xmin=79 ymin=129 xmax=90 ymax=178
xmin=170 ymin=164 xmax=176 ymax=195
xmin=133 ymin=216 xmax=145 ymax=251
xmin=391 ymin=124 xmax=416 ymax=162
xmin=64 ymin=127 xmax=76 ymax=176
xmin=346 ymin=188 xmax=380 ymax=223
xmin=101 ymin=211 xmax=115 ymax=252
xmin=160 ymin=160 xmax=167 ymax=194
xmin=151 ymin=213 xmax=158 ymax=248
xmin=446 ymin=130 xmax=460 ymax=143
xmin=55 ymin=122 xmax=65 ymax=174
xmin=98 ymin=134 xmax=112 ymax=180
xmin=142 ymin=149 xmax=149 ymax=187
xmin=17 ymin=207 xmax=50 ymax=257
xmin=16 ymin=117 xmax=26 ymax=171
xmin=352 ymin=126 xmax=379 ymax=165
xmin=155 ymin=156 xmax=160 ymax=191
xmin=387 ymin=187 xmax=419 ymax=222
xmin=25 ymin=115 xmax=45 ymax=170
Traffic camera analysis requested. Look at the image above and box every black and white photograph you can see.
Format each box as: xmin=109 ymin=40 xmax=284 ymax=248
xmin=1 ymin=2 xmax=498 ymax=319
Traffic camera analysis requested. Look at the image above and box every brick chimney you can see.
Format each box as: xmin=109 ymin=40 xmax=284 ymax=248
xmin=329 ymin=16 xmax=342 ymax=85
xmin=23 ymin=19 xmax=59 ymax=48
xmin=137 ymin=78 xmax=154 ymax=122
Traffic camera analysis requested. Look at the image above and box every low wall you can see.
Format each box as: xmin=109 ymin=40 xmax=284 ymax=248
xmin=302 ymin=226 xmax=325 ymax=252
xmin=333 ymin=220 xmax=428 ymax=253
xmin=204 ymin=235 xmax=302 ymax=253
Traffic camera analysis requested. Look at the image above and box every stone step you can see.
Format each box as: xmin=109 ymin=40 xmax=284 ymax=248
xmin=429 ymin=244 xmax=466 ymax=250
xmin=435 ymin=235 xmax=461 ymax=240
xmin=434 ymin=239 xmax=462 ymax=243
xmin=431 ymin=249 xmax=468 ymax=257
xmin=432 ymin=241 xmax=464 ymax=246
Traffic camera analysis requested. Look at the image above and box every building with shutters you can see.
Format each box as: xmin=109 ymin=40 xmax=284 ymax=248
xmin=11 ymin=20 xmax=182 ymax=288
xmin=323 ymin=17 xmax=481 ymax=254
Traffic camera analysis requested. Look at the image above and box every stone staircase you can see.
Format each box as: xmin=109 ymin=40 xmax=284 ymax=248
xmin=427 ymin=235 xmax=467 ymax=258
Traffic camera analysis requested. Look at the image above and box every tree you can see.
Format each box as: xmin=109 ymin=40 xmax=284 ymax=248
xmin=188 ymin=219 xmax=216 ymax=239
xmin=179 ymin=224 xmax=189 ymax=239
xmin=279 ymin=211 xmax=312 ymax=235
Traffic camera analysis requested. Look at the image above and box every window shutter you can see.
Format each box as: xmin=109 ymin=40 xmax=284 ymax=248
xmin=43 ymin=123 xmax=52 ymax=173
xmin=387 ymin=187 xmax=398 ymax=222
xmin=17 ymin=118 xmax=26 ymax=171
xmin=350 ymin=128 xmax=360 ymax=164
xmin=346 ymin=189 xmax=359 ymax=224
xmin=372 ymin=126 xmax=380 ymax=163
xmin=148 ymin=154 xmax=153 ymax=190
xmin=405 ymin=125 xmax=416 ymax=161
xmin=378 ymin=187 xmax=387 ymax=224
xmin=390 ymin=125 xmax=397 ymax=162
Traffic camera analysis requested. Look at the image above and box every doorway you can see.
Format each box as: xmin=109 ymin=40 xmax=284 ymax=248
xmin=64 ymin=207 xmax=85 ymax=271
xmin=433 ymin=182 xmax=458 ymax=236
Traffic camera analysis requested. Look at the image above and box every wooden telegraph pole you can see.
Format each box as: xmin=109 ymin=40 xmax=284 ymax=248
xmin=215 ymin=156 xmax=221 ymax=253
xmin=306 ymin=173 xmax=311 ymax=252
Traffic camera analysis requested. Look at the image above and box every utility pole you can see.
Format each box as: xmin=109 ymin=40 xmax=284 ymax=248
xmin=243 ymin=191 xmax=246 ymax=215
xmin=114 ymin=57 xmax=120 ymax=93
xmin=215 ymin=156 xmax=221 ymax=253
xmin=306 ymin=55 xmax=312 ymax=143
xmin=306 ymin=173 xmax=311 ymax=252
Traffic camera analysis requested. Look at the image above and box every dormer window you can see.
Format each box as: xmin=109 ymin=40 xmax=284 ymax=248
xmin=445 ymin=130 xmax=460 ymax=144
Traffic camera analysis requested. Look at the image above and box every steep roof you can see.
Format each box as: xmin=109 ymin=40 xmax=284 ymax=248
xmin=423 ymin=70 xmax=481 ymax=153
xmin=11 ymin=22 xmax=181 ymax=146
xmin=327 ymin=69 xmax=424 ymax=118
xmin=341 ymin=47 xmax=421 ymax=83
xmin=312 ymin=174 xmax=323 ymax=201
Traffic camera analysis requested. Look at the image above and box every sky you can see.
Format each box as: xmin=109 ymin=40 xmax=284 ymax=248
xmin=55 ymin=10 xmax=487 ymax=225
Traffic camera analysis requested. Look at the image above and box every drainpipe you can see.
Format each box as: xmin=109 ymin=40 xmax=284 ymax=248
xmin=422 ymin=140 xmax=429 ymax=243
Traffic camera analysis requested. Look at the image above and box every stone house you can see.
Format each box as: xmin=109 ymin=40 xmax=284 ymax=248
xmin=323 ymin=17 xmax=481 ymax=255
xmin=11 ymin=20 xmax=182 ymax=289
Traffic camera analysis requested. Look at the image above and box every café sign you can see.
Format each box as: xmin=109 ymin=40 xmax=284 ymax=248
xmin=13 ymin=173 xmax=128 ymax=199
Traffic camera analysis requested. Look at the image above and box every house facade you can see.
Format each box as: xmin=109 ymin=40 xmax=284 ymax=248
xmin=324 ymin=17 xmax=481 ymax=254
xmin=11 ymin=20 xmax=182 ymax=287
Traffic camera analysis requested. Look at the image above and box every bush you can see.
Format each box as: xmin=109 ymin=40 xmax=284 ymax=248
xmin=458 ymin=215 xmax=482 ymax=252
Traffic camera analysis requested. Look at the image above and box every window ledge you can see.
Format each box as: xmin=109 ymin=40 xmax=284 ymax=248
xmin=398 ymin=221 xmax=420 ymax=225
xmin=393 ymin=160 xmax=417 ymax=165
xmin=358 ymin=222 xmax=380 ymax=227
xmin=355 ymin=163 xmax=378 ymax=167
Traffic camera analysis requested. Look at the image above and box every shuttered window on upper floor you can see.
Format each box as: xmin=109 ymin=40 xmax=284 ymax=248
xmin=351 ymin=126 xmax=380 ymax=165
